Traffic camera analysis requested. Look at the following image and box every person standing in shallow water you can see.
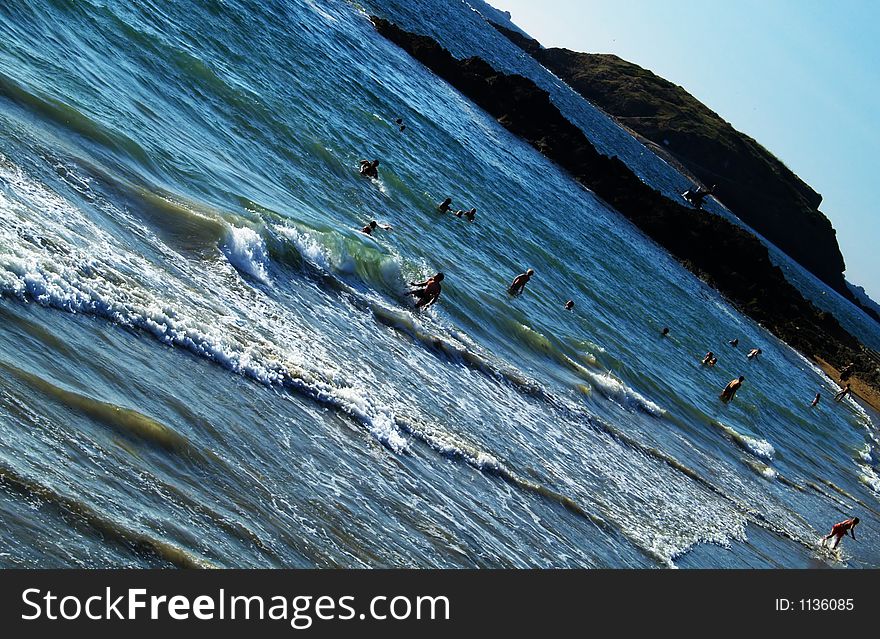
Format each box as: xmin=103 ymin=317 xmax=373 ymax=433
xmin=834 ymin=383 xmax=851 ymax=402
xmin=508 ymin=269 xmax=534 ymax=296
xmin=821 ymin=517 xmax=859 ymax=549
xmin=720 ymin=376 xmax=744 ymax=402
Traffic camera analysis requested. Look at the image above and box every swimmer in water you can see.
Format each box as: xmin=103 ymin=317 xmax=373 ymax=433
xmin=360 ymin=220 xmax=393 ymax=235
xmin=708 ymin=356 xmax=717 ymax=367
xmin=437 ymin=197 xmax=452 ymax=213
xmin=811 ymin=392 xmax=821 ymax=407
xmin=508 ymin=269 xmax=534 ymax=296
xmin=728 ymin=338 xmax=739 ymax=347
xmin=661 ymin=327 xmax=670 ymax=337
xmin=564 ymin=299 xmax=574 ymax=311
xmin=455 ymin=207 xmax=477 ymax=222
xmin=409 ymin=272 xmax=444 ymax=310
xmin=747 ymin=348 xmax=762 ymax=360
xmin=359 ymin=159 xmax=380 ymax=179
xmin=701 ymin=351 xmax=714 ymax=366
xmin=720 ymin=376 xmax=745 ymax=403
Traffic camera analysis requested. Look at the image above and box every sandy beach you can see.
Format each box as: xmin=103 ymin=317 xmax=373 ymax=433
xmin=814 ymin=357 xmax=880 ymax=413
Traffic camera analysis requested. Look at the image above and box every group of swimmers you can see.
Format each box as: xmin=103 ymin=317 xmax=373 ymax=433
xmin=364 ymin=149 xmax=862 ymax=408
xmin=437 ymin=197 xmax=476 ymax=222
xmin=405 ymin=267 xmax=541 ymax=310
xmin=660 ymin=326 xmax=751 ymax=402
xmin=686 ymin=327 xmax=854 ymax=408
xmin=357 ymin=150 xmax=548 ymax=310
xmin=358 ymin=131 xmax=862 ymax=554
xmin=667 ymin=323 xmax=863 ymax=547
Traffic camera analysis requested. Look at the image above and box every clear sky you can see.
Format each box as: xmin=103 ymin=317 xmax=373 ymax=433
xmin=488 ymin=0 xmax=880 ymax=300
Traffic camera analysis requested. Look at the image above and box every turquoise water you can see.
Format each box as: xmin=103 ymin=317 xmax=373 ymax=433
xmin=0 ymin=0 xmax=878 ymax=568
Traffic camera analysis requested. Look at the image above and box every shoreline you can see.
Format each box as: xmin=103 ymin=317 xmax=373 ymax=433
xmin=814 ymin=357 xmax=880 ymax=414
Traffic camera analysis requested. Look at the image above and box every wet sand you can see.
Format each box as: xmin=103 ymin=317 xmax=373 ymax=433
xmin=814 ymin=357 xmax=880 ymax=413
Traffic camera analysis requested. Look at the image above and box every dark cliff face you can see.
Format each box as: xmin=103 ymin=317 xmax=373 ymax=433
xmin=491 ymin=23 xmax=850 ymax=296
xmin=370 ymin=17 xmax=880 ymax=391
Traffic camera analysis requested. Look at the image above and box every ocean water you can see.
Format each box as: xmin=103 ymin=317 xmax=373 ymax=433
xmin=0 ymin=0 xmax=878 ymax=568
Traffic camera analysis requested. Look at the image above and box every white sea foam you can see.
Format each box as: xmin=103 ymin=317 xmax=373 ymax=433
xmin=759 ymin=465 xmax=779 ymax=480
xmin=273 ymin=223 xmax=415 ymax=301
xmin=220 ymin=225 xmax=270 ymax=283
xmin=857 ymin=464 xmax=880 ymax=494
xmin=1 ymin=253 xmax=410 ymax=452
xmin=744 ymin=459 xmax=779 ymax=481
xmin=401 ymin=420 xmax=504 ymax=473
xmin=737 ymin=434 xmax=775 ymax=461
xmin=304 ymin=0 xmax=340 ymax=24
xmin=275 ymin=225 xmax=337 ymax=273
xmin=583 ymin=369 xmax=666 ymax=417
xmin=0 ymin=159 xmax=410 ymax=453
xmin=716 ymin=422 xmax=775 ymax=461
xmin=52 ymin=160 xmax=95 ymax=201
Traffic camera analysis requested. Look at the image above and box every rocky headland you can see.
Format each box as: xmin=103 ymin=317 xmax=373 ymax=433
xmin=490 ymin=23 xmax=873 ymax=314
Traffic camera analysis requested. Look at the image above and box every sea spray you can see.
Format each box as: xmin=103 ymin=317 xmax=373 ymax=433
xmin=220 ymin=225 xmax=271 ymax=284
